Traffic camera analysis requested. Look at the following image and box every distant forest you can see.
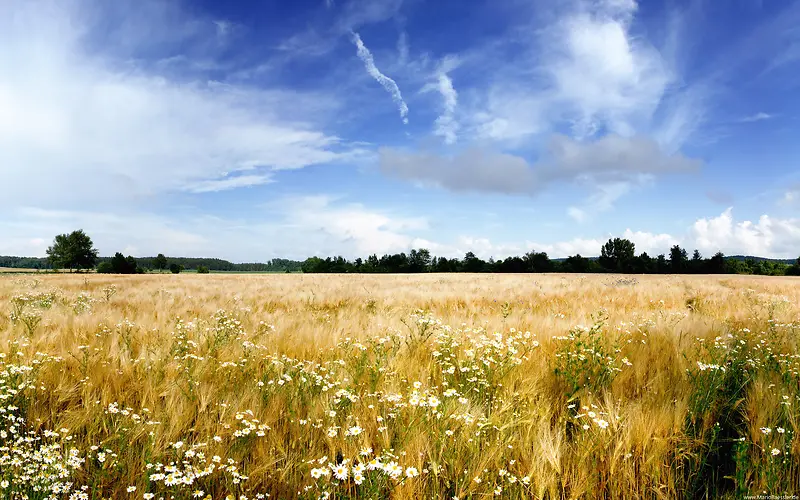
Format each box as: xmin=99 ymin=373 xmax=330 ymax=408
xmin=2 ymin=237 xmax=799 ymax=276
xmin=298 ymin=245 xmax=800 ymax=276
xmin=0 ymin=256 xmax=303 ymax=273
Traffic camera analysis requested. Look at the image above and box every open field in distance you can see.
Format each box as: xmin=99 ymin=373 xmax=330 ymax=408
xmin=1 ymin=273 xmax=799 ymax=498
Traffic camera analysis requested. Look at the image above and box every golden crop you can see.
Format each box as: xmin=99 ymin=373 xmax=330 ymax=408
xmin=1 ymin=273 xmax=798 ymax=499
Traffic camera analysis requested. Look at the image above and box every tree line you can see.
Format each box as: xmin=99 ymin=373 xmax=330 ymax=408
xmin=0 ymin=231 xmax=303 ymax=273
xmin=2 ymin=230 xmax=799 ymax=276
xmin=300 ymin=238 xmax=800 ymax=276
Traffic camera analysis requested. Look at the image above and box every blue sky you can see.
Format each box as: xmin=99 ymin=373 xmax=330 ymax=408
xmin=1 ymin=0 xmax=800 ymax=261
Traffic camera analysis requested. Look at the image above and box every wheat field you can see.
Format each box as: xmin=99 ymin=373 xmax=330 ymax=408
xmin=1 ymin=273 xmax=799 ymax=499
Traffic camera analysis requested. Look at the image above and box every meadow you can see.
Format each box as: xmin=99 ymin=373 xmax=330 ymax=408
xmin=1 ymin=273 xmax=799 ymax=499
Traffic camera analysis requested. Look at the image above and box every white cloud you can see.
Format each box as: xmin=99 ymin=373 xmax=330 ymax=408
xmin=186 ymin=174 xmax=275 ymax=193
xmin=474 ymin=0 xmax=675 ymax=144
xmin=782 ymin=187 xmax=800 ymax=205
xmin=0 ymin=1 xmax=352 ymax=209
xmin=567 ymin=181 xmax=635 ymax=222
xmin=690 ymin=208 xmax=800 ymax=258
xmin=1 ymin=197 xmax=433 ymax=261
xmin=525 ymin=238 xmax=604 ymax=258
xmin=620 ymin=228 xmax=679 ymax=255
xmin=286 ymin=196 xmax=428 ymax=256
xmin=422 ymin=57 xmax=460 ymax=144
xmin=567 ymin=207 xmax=587 ymax=223
xmin=397 ymin=32 xmax=409 ymax=64
xmin=739 ymin=111 xmax=773 ymax=122
xmin=547 ymin=4 xmax=671 ymax=138
xmin=351 ymin=32 xmax=409 ymax=124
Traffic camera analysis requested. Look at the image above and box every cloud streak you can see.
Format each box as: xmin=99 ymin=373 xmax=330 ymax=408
xmin=423 ymin=59 xmax=459 ymax=144
xmin=352 ymin=32 xmax=409 ymax=124
xmin=739 ymin=112 xmax=773 ymax=122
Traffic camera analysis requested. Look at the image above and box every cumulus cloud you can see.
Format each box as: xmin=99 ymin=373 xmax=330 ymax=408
xmin=448 ymin=209 xmax=800 ymax=260
xmin=2 ymin=197 xmax=433 ymax=261
xmin=379 ymin=134 xmax=699 ymax=196
xmin=546 ymin=1 xmax=671 ymax=138
xmin=620 ymin=228 xmax=679 ymax=255
xmin=690 ymin=208 xmax=800 ymax=258
xmin=351 ymin=32 xmax=409 ymax=124
xmin=0 ymin=0 xmax=352 ymax=209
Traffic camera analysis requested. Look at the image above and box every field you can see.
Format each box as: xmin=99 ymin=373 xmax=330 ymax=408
xmin=1 ymin=273 xmax=799 ymax=499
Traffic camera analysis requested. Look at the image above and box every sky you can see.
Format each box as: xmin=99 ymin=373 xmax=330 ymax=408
xmin=1 ymin=0 xmax=800 ymax=262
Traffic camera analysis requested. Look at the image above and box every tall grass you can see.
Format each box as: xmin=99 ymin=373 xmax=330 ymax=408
xmin=0 ymin=273 xmax=798 ymax=498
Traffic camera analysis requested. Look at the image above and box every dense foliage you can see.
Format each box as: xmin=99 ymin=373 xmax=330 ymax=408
xmin=300 ymin=242 xmax=800 ymax=276
xmin=2 ymin=233 xmax=799 ymax=276
xmin=97 ymin=253 xmax=142 ymax=274
xmin=45 ymin=229 xmax=99 ymax=271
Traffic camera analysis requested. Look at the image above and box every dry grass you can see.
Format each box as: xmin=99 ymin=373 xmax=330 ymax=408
xmin=1 ymin=273 xmax=799 ymax=499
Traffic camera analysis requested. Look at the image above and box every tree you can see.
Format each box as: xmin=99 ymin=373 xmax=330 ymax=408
xmin=708 ymin=252 xmax=726 ymax=274
xmin=408 ymin=248 xmax=432 ymax=273
xmin=669 ymin=245 xmax=689 ymax=273
xmin=599 ymin=238 xmax=636 ymax=273
xmin=197 ymin=265 xmax=210 ymax=274
xmin=169 ymin=263 xmax=183 ymax=274
xmin=462 ymin=252 xmax=486 ymax=273
xmin=656 ymin=254 xmax=668 ymax=273
xmin=46 ymin=230 xmax=98 ymax=272
xmin=523 ymin=251 xmax=554 ymax=273
xmin=96 ymin=262 xmax=114 ymax=274
xmin=690 ymin=249 xmax=703 ymax=273
xmin=561 ymin=254 xmax=592 ymax=273
xmin=632 ymin=252 xmax=654 ymax=274
xmin=107 ymin=252 xmax=138 ymax=274
xmin=786 ymin=257 xmax=800 ymax=276
xmin=153 ymin=254 xmax=168 ymax=272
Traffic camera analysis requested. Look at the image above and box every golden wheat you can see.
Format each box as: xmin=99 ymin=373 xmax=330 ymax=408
xmin=1 ymin=273 xmax=798 ymax=499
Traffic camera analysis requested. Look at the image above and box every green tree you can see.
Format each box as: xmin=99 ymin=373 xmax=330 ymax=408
xmin=523 ymin=251 xmax=554 ymax=273
xmin=46 ymin=230 xmax=98 ymax=272
xmin=669 ymin=245 xmax=689 ymax=273
xmin=656 ymin=254 xmax=668 ymax=273
xmin=462 ymin=252 xmax=486 ymax=273
xmin=169 ymin=263 xmax=183 ymax=274
xmin=599 ymin=238 xmax=636 ymax=273
xmin=197 ymin=265 xmax=210 ymax=274
xmin=108 ymin=253 xmax=138 ymax=274
xmin=690 ymin=249 xmax=703 ymax=273
xmin=408 ymin=248 xmax=432 ymax=272
xmin=96 ymin=262 xmax=114 ymax=274
xmin=786 ymin=257 xmax=800 ymax=276
xmin=153 ymin=254 xmax=168 ymax=272
xmin=708 ymin=252 xmax=726 ymax=274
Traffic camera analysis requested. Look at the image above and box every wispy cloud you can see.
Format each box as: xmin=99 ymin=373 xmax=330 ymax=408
xmin=423 ymin=57 xmax=460 ymax=144
xmin=567 ymin=181 xmax=634 ymax=223
xmin=213 ymin=20 xmax=232 ymax=38
xmin=186 ymin=174 xmax=274 ymax=193
xmin=352 ymin=32 xmax=409 ymax=124
xmin=739 ymin=111 xmax=773 ymax=122
xmin=0 ymin=0 xmax=352 ymax=210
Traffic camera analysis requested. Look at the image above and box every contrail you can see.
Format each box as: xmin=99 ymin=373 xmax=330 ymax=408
xmin=352 ymin=32 xmax=409 ymax=124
